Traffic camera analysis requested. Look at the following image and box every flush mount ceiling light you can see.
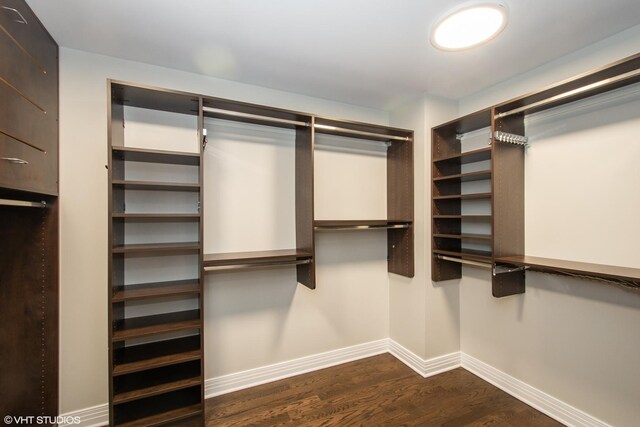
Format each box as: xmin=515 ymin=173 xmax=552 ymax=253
xmin=431 ymin=2 xmax=508 ymax=51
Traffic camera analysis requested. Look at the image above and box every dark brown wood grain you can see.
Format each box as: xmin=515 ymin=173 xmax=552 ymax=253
xmin=295 ymin=117 xmax=315 ymax=289
xmin=191 ymin=354 xmax=560 ymax=427
xmin=203 ymin=249 xmax=313 ymax=267
xmin=0 ymin=0 xmax=58 ymax=195
xmin=491 ymin=109 xmax=526 ymax=297
xmin=0 ymin=200 xmax=58 ymax=422
xmin=387 ymin=133 xmax=414 ymax=277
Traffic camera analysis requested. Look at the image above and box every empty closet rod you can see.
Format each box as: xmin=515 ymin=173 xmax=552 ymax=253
xmin=202 ymin=107 xmax=309 ymax=127
xmin=314 ymin=124 xmax=410 ymax=142
xmin=204 ymin=259 xmax=311 ymax=273
xmin=0 ymin=198 xmax=46 ymax=208
xmin=437 ymin=255 xmax=492 ymax=269
xmin=495 ymin=68 xmax=640 ymax=118
xmin=315 ymin=224 xmax=410 ymax=231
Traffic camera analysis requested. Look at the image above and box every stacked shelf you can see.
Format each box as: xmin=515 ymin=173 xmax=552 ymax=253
xmin=431 ymin=109 xmax=495 ymax=282
xmin=108 ymin=83 xmax=204 ymax=426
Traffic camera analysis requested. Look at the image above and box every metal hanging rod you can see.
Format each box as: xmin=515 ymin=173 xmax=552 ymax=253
xmin=201 ymin=107 xmax=410 ymax=142
xmin=202 ymin=107 xmax=309 ymax=127
xmin=437 ymin=255 xmax=492 ymax=269
xmin=315 ymin=223 xmax=410 ymax=231
xmin=0 ymin=198 xmax=46 ymax=208
xmin=495 ymin=68 xmax=640 ymax=119
xmin=314 ymin=124 xmax=410 ymax=142
xmin=204 ymin=258 xmax=311 ymax=273
xmin=493 ymin=131 xmax=529 ymax=146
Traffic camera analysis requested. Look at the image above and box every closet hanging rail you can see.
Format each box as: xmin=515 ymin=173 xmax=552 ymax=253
xmin=437 ymin=255 xmax=492 ymax=269
xmin=315 ymin=223 xmax=410 ymax=231
xmin=0 ymin=198 xmax=46 ymax=208
xmin=314 ymin=124 xmax=410 ymax=142
xmin=495 ymin=68 xmax=640 ymax=118
xmin=204 ymin=258 xmax=311 ymax=272
xmin=202 ymin=107 xmax=309 ymax=127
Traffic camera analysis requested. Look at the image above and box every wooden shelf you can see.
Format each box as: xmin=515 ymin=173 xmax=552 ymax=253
xmin=434 ymin=170 xmax=491 ymax=183
xmin=433 ymin=147 xmax=492 ymax=164
xmin=118 ymin=403 xmax=202 ymax=427
xmin=434 ymin=233 xmax=492 ymax=241
xmin=112 ymin=279 xmax=200 ymax=302
xmin=433 ymin=193 xmax=492 ymax=200
xmin=114 ymin=376 xmax=201 ymax=405
xmin=113 ymin=336 xmax=201 ymax=376
xmin=433 ymin=215 xmax=492 ymax=220
xmin=112 ymin=213 xmax=200 ymax=222
xmin=496 ymin=255 xmax=640 ymax=289
xmin=112 ymin=310 xmax=201 ymax=341
xmin=314 ymin=220 xmax=412 ymax=231
xmin=112 ymin=146 xmax=200 ymax=166
xmin=112 ymin=242 xmax=200 ymax=254
xmin=203 ymin=249 xmax=312 ymax=268
xmin=434 ymin=248 xmax=493 ymax=262
xmin=112 ymin=180 xmax=200 ymax=192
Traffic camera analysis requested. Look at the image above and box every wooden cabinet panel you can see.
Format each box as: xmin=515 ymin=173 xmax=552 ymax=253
xmin=0 ymin=0 xmax=58 ymax=196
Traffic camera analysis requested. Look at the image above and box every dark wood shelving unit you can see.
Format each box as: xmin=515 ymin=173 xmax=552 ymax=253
xmin=434 ymin=233 xmax=492 ymax=241
xmin=108 ymin=81 xmax=415 ymax=425
xmin=432 ymin=52 xmax=640 ymax=298
xmin=433 ymin=248 xmax=493 ymax=262
xmin=108 ymin=81 xmax=204 ymax=425
xmin=314 ymin=117 xmax=415 ymax=278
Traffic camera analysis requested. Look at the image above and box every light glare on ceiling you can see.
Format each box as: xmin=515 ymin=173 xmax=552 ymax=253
xmin=431 ymin=3 xmax=508 ymax=51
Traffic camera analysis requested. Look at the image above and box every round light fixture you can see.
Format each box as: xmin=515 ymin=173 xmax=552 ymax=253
xmin=431 ymin=2 xmax=508 ymax=51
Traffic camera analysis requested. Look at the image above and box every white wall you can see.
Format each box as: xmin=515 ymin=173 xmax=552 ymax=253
xmin=58 ymin=47 xmax=390 ymax=413
xmin=389 ymin=96 xmax=460 ymax=359
xmin=457 ymin=24 xmax=640 ymax=427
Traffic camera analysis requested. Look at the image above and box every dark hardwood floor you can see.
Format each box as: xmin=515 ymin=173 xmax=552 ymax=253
xmin=185 ymin=353 xmax=562 ymax=426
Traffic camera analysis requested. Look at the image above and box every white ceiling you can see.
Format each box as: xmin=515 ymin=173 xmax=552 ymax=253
xmin=26 ymin=0 xmax=640 ymax=109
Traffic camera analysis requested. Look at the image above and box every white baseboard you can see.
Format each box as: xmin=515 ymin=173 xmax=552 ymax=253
xmin=58 ymin=341 xmax=607 ymax=427
xmin=205 ymin=339 xmax=389 ymax=398
xmin=59 ymin=403 xmax=108 ymax=427
xmin=461 ymin=353 xmax=610 ymax=427
xmin=388 ymin=339 xmax=461 ymax=378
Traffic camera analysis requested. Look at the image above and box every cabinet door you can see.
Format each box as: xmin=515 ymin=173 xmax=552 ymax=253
xmin=0 ymin=0 xmax=58 ymax=195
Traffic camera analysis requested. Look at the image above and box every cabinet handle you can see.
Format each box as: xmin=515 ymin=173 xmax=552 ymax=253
xmin=1 ymin=157 xmax=29 ymax=165
xmin=1 ymin=6 xmax=28 ymax=24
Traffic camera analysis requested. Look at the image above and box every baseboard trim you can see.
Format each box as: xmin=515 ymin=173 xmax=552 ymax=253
xmin=205 ymin=339 xmax=389 ymax=398
xmin=461 ymin=353 xmax=610 ymax=427
xmin=388 ymin=339 xmax=461 ymax=378
xmin=59 ymin=403 xmax=109 ymax=427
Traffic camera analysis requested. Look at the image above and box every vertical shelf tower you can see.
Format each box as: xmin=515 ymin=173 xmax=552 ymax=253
xmin=108 ymin=83 xmax=204 ymax=426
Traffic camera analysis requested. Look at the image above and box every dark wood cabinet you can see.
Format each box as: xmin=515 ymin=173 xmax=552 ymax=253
xmin=0 ymin=0 xmax=58 ymax=195
xmin=0 ymin=0 xmax=59 ymax=422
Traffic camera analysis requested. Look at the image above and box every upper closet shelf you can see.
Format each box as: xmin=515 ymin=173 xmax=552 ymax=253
xmin=314 ymin=220 xmax=412 ymax=231
xmin=203 ymin=249 xmax=313 ymax=273
xmin=495 ymin=52 xmax=640 ymax=118
xmin=495 ymin=255 xmax=640 ymax=291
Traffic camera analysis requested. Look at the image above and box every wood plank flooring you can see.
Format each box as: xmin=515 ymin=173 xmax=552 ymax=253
xmin=184 ymin=353 xmax=562 ymax=426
